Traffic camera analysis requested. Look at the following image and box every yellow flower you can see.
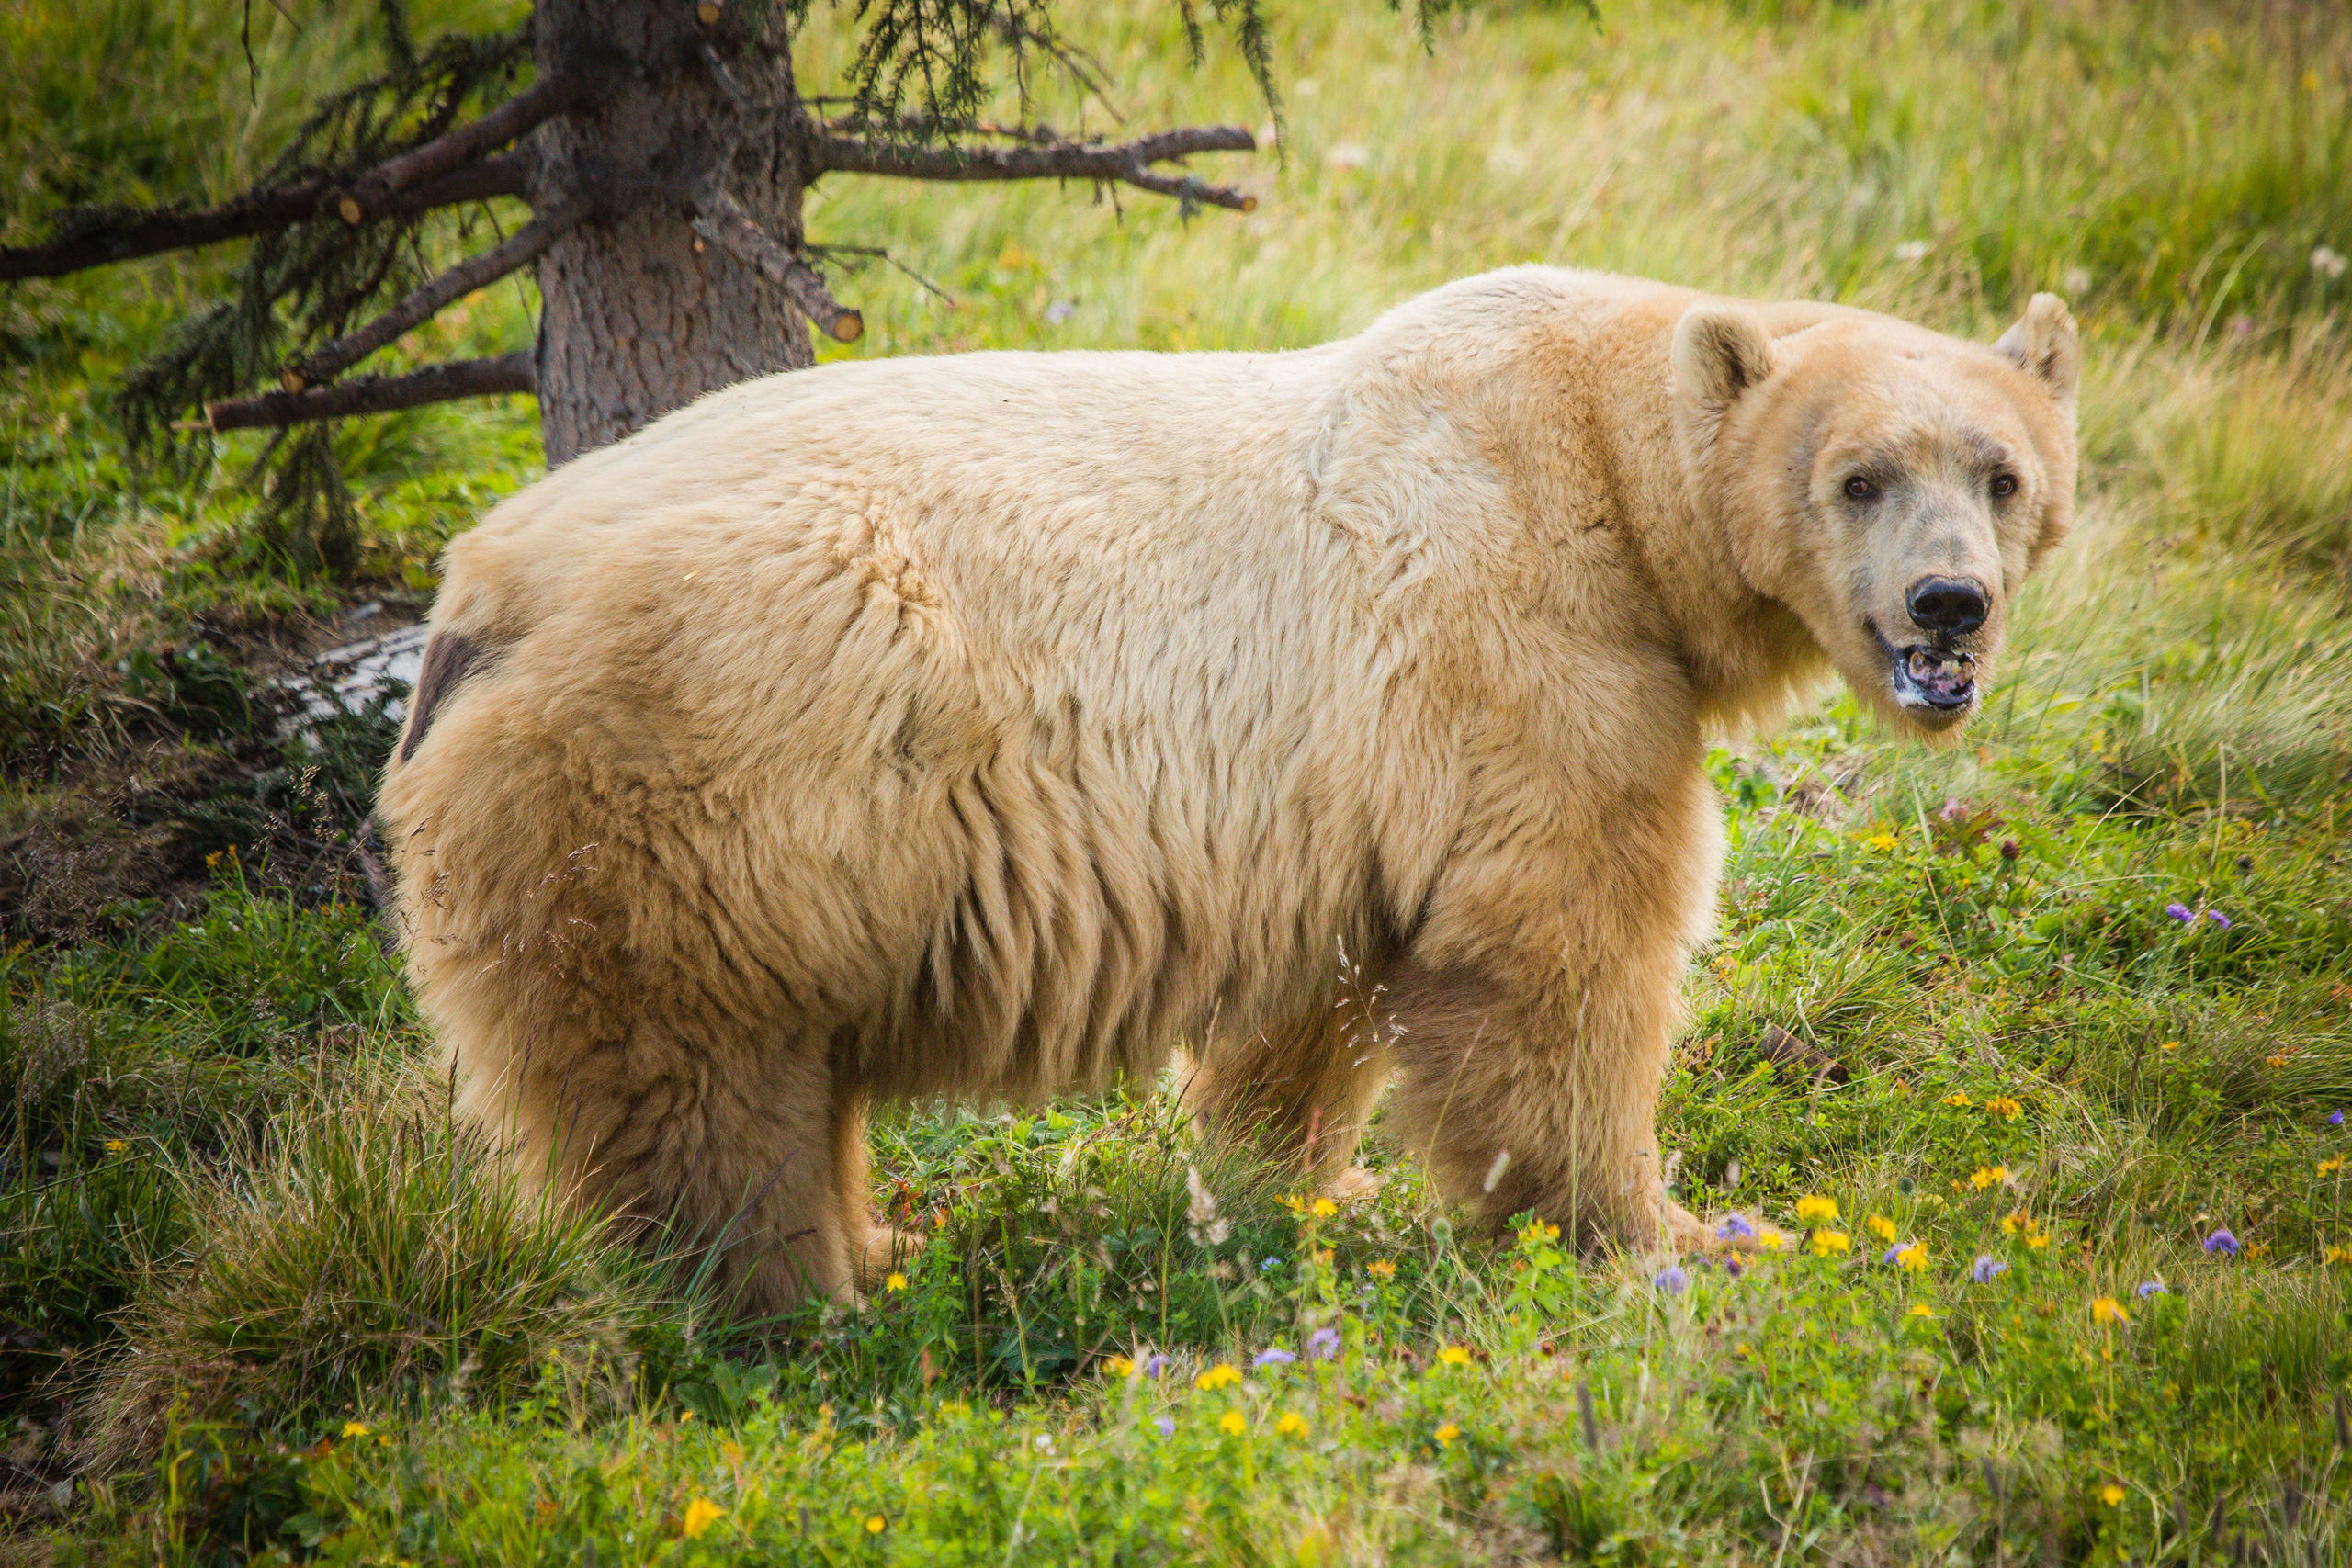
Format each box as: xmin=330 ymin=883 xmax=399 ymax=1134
xmin=1810 ymin=1230 xmax=1850 ymax=1257
xmin=1969 ymin=1165 xmax=2009 ymax=1190
xmin=1794 ymin=1195 xmax=1839 ymax=1226
xmin=1894 ymin=1243 xmax=1928 ymax=1272
xmin=2320 ymin=1158 xmax=2345 ymax=1177
xmin=1367 ymin=1258 xmax=1396 ymax=1280
xmin=885 ymin=1272 xmax=908 ymax=1292
xmin=2264 ymin=1054 xmax=2289 ymax=1070
xmin=1105 ymin=1356 xmax=1135 ymax=1378
xmin=1311 ymin=1198 xmax=1339 ymax=1218
xmin=2091 ymin=1296 xmax=2129 ymax=1325
xmin=2099 ymin=1483 xmax=2126 ymax=1507
xmin=1438 ymin=1345 xmax=1473 ymax=1367
xmin=342 ymin=1421 xmax=370 ymax=1438
xmin=2159 ymin=1040 xmax=2180 ymax=1052
xmin=2026 ymin=1230 xmax=2052 ymax=1251
xmin=1755 ymin=1224 xmax=1787 ymax=1252
xmin=1867 ymin=1213 xmax=1896 ymax=1241
xmin=1907 ymin=1303 xmax=1937 ymax=1319
xmin=1985 ymin=1096 xmax=2023 ymax=1122
xmin=1433 ymin=1423 xmax=1460 ymax=1447
xmin=2000 ymin=1209 xmax=2029 ymax=1236
xmin=1863 ymin=831 xmax=1898 ymax=851
xmin=1278 ymin=1194 xmax=1305 ymax=1213
xmin=682 ymin=1497 xmax=723 ymax=1540
xmin=1218 ymin=1411 xmax=1247 ymax=1435
xmin=865 ymin=1514 xmax=887 ymax=1535
xmin=104 ymin=1139 xmax=129 ymax=1154
xmin=718 ymin=1439 xmax=745 ymax=1467
xmin=1195 ymin=1363 xmax=1240 ymax=1391
xmin=1941 ymin=1092 xmax=1972 ymax=1109
xmin=1275 ymin=1412 xmax=1309 ymax=1438
xmin=2324 ymin=1246 xmax=2352 ymax=1266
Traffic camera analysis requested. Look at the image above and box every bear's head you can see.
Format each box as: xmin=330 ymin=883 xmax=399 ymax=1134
xmin=1672 ymin=293 xmax=2079 ymax=739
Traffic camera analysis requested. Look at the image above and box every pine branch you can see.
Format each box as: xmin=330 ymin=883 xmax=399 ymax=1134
xmin=808 ymin=124 xmax=1258 ymax=210
xmin=692 ymin=191 xmax=865 ymax=344
xmin=204 ymin=350 xmax=535 ymax=432
xmin=0 ymin=156 xmax=529 ymax=283
xmin=284 ymin=194 xmax=592 ymax=390
xmin=327 ymin=72 xmax=589 ymax=224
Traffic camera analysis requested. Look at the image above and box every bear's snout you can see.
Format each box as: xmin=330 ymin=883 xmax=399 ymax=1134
xmin=1905 ymin=576 xmax=1989 ymax=638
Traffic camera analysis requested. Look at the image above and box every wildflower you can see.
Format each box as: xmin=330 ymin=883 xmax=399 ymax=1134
xmin=682 ymin=1498 xmax=723 ymax=1540
xmin=2315 ymin=244 xmax=2349 ymax=279
xmin=1655 ymin=1264 xmax=1690 ymax=1293
xmin=2264 ymin=1054 xmax=2289 ymax=1070
xmin=2026 ymin=1230 xmax=2052 ymax=1251
xmin=2091 ymin=1296 xmax=2129 ymax=1325
xmin=1219 ymin=1410 xmax=1247 ymax=1435
xmin=1894 ymin=239 xmax=1930 ymax=263
xmin=1867 ymin=1213 xmax=1897 ymax=1241
xmin=1278 ymin=1194 xmax=1305 ymax=1214
xmin=1106 ymin=1356 xmax=1136 ymax=1378
xmin=104 ymin=1139 xmax=129 ymax=1154
xmin=1894 ymin=1243 xmax=1928 ymax=1272
xmin=1196 ymin=1363 xmax=1241 ymax=1391
xmin=1154 ymin=1416 xmax=1177 ymax=1436
xmin=1433 ymin=1423 xmax=1461 ymax=1447
xmin=1367 ymin=1258 xmax=1396 ymax=1280
xmin=1253 ymin=1348 xmax=1296 ymax=1369
xmin=1971 ymin=1255 xmax=2007 ymax=1284
xmin=1940 ymin=1090 xmax=1973 ymax=1109
xmin=1261 ymin=1256 xmax=1282 ymax=1273
xmin=1311 ymin=1198 xmax=1338 ymax=1218
xmin=2320 ymin=1158 xmax=2344 ymax=1177
xmin=2136 ymin=1280 xmax=2167 ymax=1299
xmin=2202 ymin=1229 xmax=2239 ymax=1258
xmin=2165 ymin=903 xmax=2193 ymax=922
xmin=1985 ymin=1097 xmax=2023 ymax=1122
xmin=718 ymin=1439 xmax=745 ymax=1467
xmin=1863 ymin=830 xmax=1899 ymax=850
xmin=1810 ymin=1231 xmax=1850 ymax=1258
xmin=342 ymin=1422 xmax=370 ymax=1439
xmin=2160 ymin=1041 xmax=2181 ymax=1053
xmin=1439 ymin=1345 xmax=1474 ymax=1367
xmin=1716 ymin=1213 xmax=1758 ymax=1242
xmin=1275 ymin=1412 xmax=1310 ymax=1438
xmin=1969 ymin=1166 xmax=2009 ymax=1190
xmin=2099 ymin=1483 xmax=2126 ymax=1507
xmin=1141 ymin=1352 xmax=1170 ymax=1377
xmin=1755 ymin=1224 xmax=1788 ymax=1252
xmin=2324 ymin=1247 xmax=2352 ymax=1267
xmin=2332 ymin=1110 xmax=2345 ymax=1127
xmin=1794 ymin=1195 xmax=1839 ymax=1226
xmin=864 ymin=1515 xmax=887 ymax=1535
xmin=884 ymin=1272 xmax=908 ymax=1292
xmin=2207 ymin=910 xmax=2229 ymax=929
xmin=1906 ymin=1303 xmax=1937 ymax=1320
xmin=1308 ymin=1326 xmax=1341 ymax=1359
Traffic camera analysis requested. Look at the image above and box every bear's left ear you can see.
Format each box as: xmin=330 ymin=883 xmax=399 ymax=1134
xmin=1672 ymin=303 xmax=1774 ymax=474
xmin=1995 ymin=293 xmax=2079 ymax=410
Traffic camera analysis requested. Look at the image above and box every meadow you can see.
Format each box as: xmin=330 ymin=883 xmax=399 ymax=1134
xmin=4 ymin=0 xmax=2351 ymax=1562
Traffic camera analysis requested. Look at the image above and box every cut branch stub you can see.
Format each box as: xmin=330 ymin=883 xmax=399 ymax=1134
xmin=207 ymin=350 xmax=536 ymax=433
xmin=286 ymin=195 xmax=594 ymax=390
xmin=808 ymin=123 xmax=1258 ymax=212
xmin=329 ymin=72 xmax=591 ymax=226
xmin=694 ymin=191 xmax=863 ymax=343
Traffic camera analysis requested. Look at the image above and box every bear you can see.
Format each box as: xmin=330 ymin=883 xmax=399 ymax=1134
xmin=379 ymin=266 xmax=2079 ymax=1314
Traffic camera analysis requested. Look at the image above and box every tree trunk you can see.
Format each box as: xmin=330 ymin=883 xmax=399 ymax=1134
xmin=528 ymin=0 xmax=813 ymax=466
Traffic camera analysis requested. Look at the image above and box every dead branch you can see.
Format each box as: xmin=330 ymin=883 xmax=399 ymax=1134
xmin=692 ymin=191 xmax=864 ymax=343
xmin=808 ymin=124 xmax=1257 ymax=211
xmin=329 ymin=73 xmax=589 ymax=224
xmin=205 ymin=350 xmax=535 ymax=432
xmin=286 ymin=195 xmax=593 ymax=390
xmin=0 ymin=155 xmax=529 ymax=283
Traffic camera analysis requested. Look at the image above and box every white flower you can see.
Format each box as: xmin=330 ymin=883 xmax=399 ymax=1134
xmin=2312 ymin=245 xmax=2347 ymax=279
xmin=1894 ymin=240 xmax=1930 ymax=263
xmin=2062 ymin=266 xmax=2093 ymax=297
xmin=1325 ymin=143 xmax=1371 ymax=171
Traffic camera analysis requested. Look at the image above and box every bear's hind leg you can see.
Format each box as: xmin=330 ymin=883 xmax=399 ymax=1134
xmin=1188 ymin=978 xmax=1394 ymax=1192
xmin=831 ymin=1091 xmax=924 ymax=1292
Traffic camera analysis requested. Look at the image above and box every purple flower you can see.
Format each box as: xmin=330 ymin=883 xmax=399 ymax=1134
xmin=1252 ymin=1347 xmax=1296 ymax=1368
xmin=2136 ymin=1280 xmax=2167 ymax=1300
xmin=2330 ymin=1110 xmax=2344 ymax=1128
xmin=1654 ymin=1265 xmax=1690 ymax=1296
xmin=2165 ymin=903 xmax=2194 ymax=922
xmin=1140 ymin=1351 xmax=1170 ymax=1378
xmin=1971 ymin=1254 xmax=2007 ymax=1283
xmin=1261 ymin=1256 xmax=1282 ymax=1273
xmin=2203 ymin=1228 xmax=2239 ymax=1258
xmin=1883 ymin=1243 xmax=1910 ymax=1267
xmin=1717 ymin=1213 xmax=1758 ymax=1242
xmin=1307 ymin=1326 xmax=1341 ymax=1360
xmin=1153 ymin=1416 xmax=1176 ymax=1437
xmin=2206 ymin=910 xmax=2230 ymax=929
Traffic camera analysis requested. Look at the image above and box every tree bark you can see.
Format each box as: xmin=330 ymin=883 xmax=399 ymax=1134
xmin=529 ymin=0 xmax=812 ymax=466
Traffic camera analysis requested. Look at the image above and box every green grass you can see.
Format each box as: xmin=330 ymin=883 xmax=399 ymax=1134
xmin=6 ymin=0 xmax=2352 ymax=1562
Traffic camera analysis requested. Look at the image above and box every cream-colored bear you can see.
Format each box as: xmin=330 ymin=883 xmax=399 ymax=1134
xmin=380 ymin=267 xmax=2078 ymax=1312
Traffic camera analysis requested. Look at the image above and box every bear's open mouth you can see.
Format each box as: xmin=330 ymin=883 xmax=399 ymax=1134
xmin=1871 ymin=620 xmax=1977 ymax=715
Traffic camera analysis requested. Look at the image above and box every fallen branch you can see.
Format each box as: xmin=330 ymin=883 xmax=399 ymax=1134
xmin=329 ymin=73 xmax=589 ymax=224
xmin=808 ymin=124 xmax=1257 ymax=211
xmin=0 ymin=155 xmax=529 ymax=283
xmin=205 ymin=350 xmax=535 ymax=432
xmin=693 ymin=191 xmax=864 ymax=343
xmin=286 ymin=194 xmax=592 ymax=389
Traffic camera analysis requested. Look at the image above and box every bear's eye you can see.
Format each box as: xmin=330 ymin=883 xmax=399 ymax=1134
xmin=1989 ymin=472 xmax=2018 ymax=499
xmin=1843 ymin=475 xmax=1877 ymax=500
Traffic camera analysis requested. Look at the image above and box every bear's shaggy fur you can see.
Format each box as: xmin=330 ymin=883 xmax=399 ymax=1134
xmin=381 ymin=267 xmax=2078 ymax=1312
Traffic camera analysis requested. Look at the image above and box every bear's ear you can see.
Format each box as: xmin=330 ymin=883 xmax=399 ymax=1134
xmin=1995 ymin=292 xmax=2080 ymax=409
xmin=1672 ymin=303 xmax=1774 ymax=470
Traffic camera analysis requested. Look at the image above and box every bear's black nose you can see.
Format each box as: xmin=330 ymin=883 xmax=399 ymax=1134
xmin=1905 ymin=577 xmax=1987 ymax=637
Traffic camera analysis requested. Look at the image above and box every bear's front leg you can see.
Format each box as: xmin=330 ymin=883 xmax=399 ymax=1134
xmin=1382 ymin=751 xmax=1721 ymax=1254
